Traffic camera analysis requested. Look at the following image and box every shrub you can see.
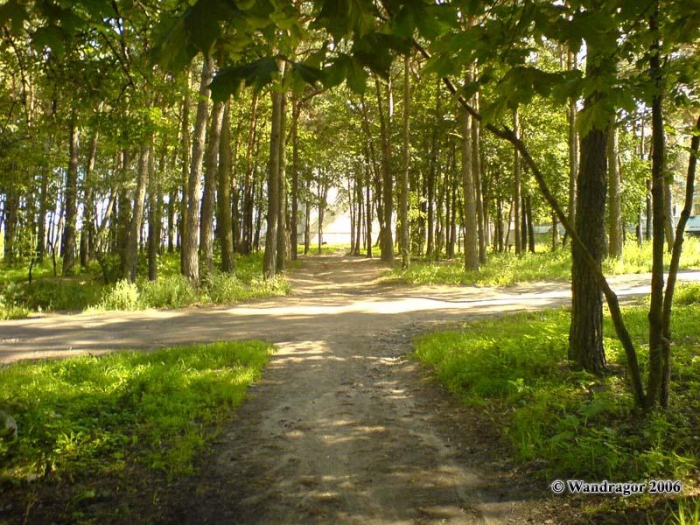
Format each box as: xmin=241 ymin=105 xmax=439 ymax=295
xmin=138 ymin=275 xmax=198 ymax=309
xmin=99 ymin=280 xmax=140 ymax=310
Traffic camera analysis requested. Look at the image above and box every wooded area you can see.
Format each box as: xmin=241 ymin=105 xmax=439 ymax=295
xmin=1 ymin=1 xmax=700 ymax=409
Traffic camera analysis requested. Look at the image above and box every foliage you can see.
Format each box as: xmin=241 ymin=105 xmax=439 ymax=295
xmin=0 ymin=341 xmax=271 ymax=520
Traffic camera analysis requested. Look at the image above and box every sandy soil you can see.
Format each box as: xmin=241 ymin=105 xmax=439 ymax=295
xmin=2 ymin=255 xmax=696 ymax=524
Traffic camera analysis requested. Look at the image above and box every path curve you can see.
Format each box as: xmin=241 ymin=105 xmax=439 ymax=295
xmin=2 ymin=256 xmax=698 ymax=524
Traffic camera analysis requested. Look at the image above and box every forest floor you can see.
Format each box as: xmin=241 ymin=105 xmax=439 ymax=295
xmin=2 ymin=254 xmax=699 ymax=524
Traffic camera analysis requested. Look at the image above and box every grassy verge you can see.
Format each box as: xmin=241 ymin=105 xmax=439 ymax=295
xmin=391 ymin=238 xmax=700 ymax=287
xmin=0 ymin=340 xmax=272 ymax=523
xmin=0 ymin=252 xmax=290 ymax=318
xmin=414 ymin=286 xmax=700 ymax=523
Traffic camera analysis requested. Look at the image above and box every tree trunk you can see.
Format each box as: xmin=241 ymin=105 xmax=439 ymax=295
xmin=62 ymin=116 xmax=79 ymax=276
xmin=276 ymin=90 xmax=288 ymax=273
xmin=512 ymin=108 xmax=522 ymax=256
xmin=290 ymin=97 xmax=301 ymax=261
xmin=80 ymin=130 xmax=99 ymax=268
xmin=568 ymin=43 xmax=609 ymax=374
xmin=179 ymin=67 xmax=191 ymax=270
xmin=125 ymin=139 xmax=151 ymax=283
xmin=147 ymin=145 xmax=158 ymax=281
xmin=567 ymin=48 xmax=578 ymax=241
xmin=242 ymin=93 xmax=259 ymax=255
xmin=400 ymin=55 xmax=410 ymax=269
xmin=200 ymin=97 xmax=225 ymax=277
xmin=427 ymin=79 xmax=440 ymax=258
xmin=608 ymin=120 xmax=623 ymax=258
xmin=461 ymin=104 xmax=479 ymax=271
xmin=375 ymin=77 xmax=394 ymax=263
xmin=263 ymin=76 xmax=283 ymax=278
xmin=645 ymin=4 xmax=667 ymax=409
xmin=218 ymin=100 xmax=235 ymax=272
xmin=663 ymin=173 xmax=674 ymax=253
xmin=526 ymin=195 xmax=535 ymax=253
xmin=472 ymin=88 xmax=487 ymax=265
xmin=182 ymin=58 xmax=212 ymax=282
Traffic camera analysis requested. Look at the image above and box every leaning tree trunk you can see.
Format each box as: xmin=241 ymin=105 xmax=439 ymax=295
xmin=200 ymin=97 xmax=225 ymax=277
xmin=182 ymin=58 xmax=212 ymax=282
xmin=568 ymin=41 xmax=609 ymax=375
xmin=218 ymin=100 xmax=235 ymax=273
xmin=62 ymin=115 xmax=79 ymax=276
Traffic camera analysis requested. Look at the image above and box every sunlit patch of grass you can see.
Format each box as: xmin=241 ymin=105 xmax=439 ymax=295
xmin=414 ymin=291 xmax=700 ymax=488
xmin=1 ymin=251 xmax=289 ymax=315
xmin=392 ymin=238 xmax=700 ymax=287
xmin=0 ymin=341 xmax=271 ymax=482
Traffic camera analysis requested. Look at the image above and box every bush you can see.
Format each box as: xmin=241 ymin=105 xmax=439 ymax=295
xmin=99 ymin=280 xmax=140 ymax=310
xmin=138 ymin=275 xmax=198 ymax=309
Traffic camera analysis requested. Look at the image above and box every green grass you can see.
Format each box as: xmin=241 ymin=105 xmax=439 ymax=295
xmin=0 ymin=251 xmax=290 ymax=317
xmin=414 ymin=291 xmax=700 ymax=521
xmin=391 ymin=238 xmax=700 ymax=287
xmin=0 ymin=341 xmax=271 ymax=521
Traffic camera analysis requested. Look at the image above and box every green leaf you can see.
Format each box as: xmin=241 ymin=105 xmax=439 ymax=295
xmin=184 ymin=0 xmax=235 ymax=56
xmin=210 ymin=57 xmax=279 ymax=101
xmin=31 ymin=26 xmax=66 ymax=56
xmin=0 ymin=0 xmax=28 ymax=35
xmin=291 ymin=62 xmax=325 ymax=86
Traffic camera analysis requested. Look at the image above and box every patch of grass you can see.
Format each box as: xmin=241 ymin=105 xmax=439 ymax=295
xmin=0 ymin=251 xmax=289 ymax=316
xmin=0 ymin=341 xmax=271 ymax=520
xmin=392 ymin=238 xmax=700 ymax=287
xmin=414 ymin=292 xmax=700 ymax=517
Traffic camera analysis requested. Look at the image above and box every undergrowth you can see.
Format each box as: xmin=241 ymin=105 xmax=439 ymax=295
xmin=0 ymin=251 xmax=290 ymax=317
xmin=392 ymin=238 xmax=700 ymax=287
xmin=414 ymin=289 xmax=700 ymax=522
xmin=0 ymin=341 xmax=271 ymax=521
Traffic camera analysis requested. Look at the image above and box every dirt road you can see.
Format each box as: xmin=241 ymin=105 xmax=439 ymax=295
xmin=1 ymin=256 xmax=694 ymax=524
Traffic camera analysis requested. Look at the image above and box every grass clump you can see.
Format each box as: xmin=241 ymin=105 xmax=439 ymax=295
xmin=0 ymin=341 xmax=271 ymax=521
xmin=414 ymin=295 xmax=700 ymax=486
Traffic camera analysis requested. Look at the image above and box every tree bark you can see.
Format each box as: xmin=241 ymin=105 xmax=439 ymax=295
xmin=400 ymin=55 xmax=410 ymax=269
xmin=276 ymin=90 xmax=288 ymax=273
xmin=567 ymin=48 xmax=578 ymax=242
xmin=200 ymin=97 xmax=225 ymax=277
xmin=62 ymin=115 xmax=79 ymax=276
xmin=182 ymin=58 xmax=212 ymax=282
xmin=568 ymin=46 xmax=609 ymax=374
xmin=147 ymin=145 xmax=158 ymax=281
xmin=645 ymin=4 xmax=667 ymax=409
xmin=179 ymin=67 xmax=191 ymax=270
xmin=290 ymin=97 xmax=301 ymax=261
xmin=608 ymin=119 xmax=623 ymax=258
xmin=125 ymin=139 xmax=151 ymax=283
xmin=472 ymin=89 xmax=486 ymax=264
xmin=80 ymin=130 xmax=99 ymax=268
xmin=461 ymin=104 xmax=479 ymax=271
xmin=512 ymin=108 xmax=522 ymax=256
xmin=218 ymin=100 xmax=235 ymax=272
xmin=375 ymin=77 xmax=394 ymax=263
xmin=263 ymin=73 xmax=284 ymax=278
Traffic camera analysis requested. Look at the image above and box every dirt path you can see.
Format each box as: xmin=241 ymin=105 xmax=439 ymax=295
xmin=2 ymin=256 xmax=698 ymax=524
